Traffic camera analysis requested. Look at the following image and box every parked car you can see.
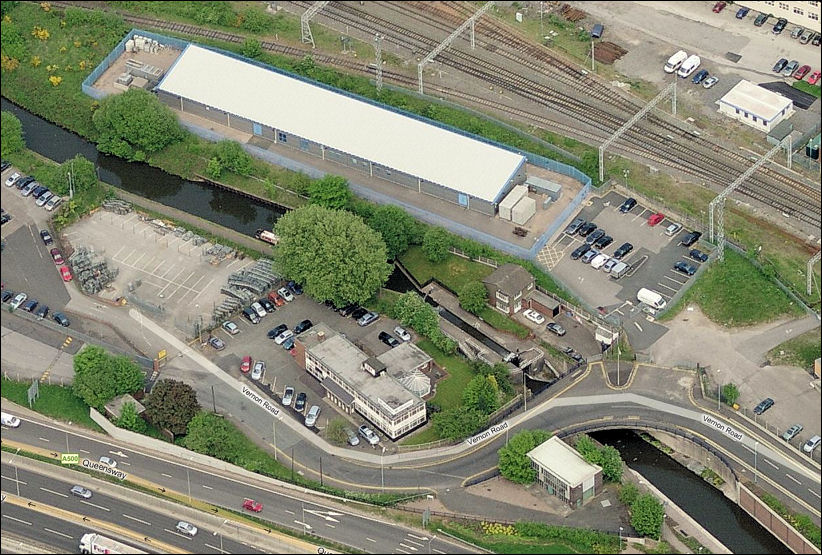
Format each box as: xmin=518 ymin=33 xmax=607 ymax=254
xmin=735 ymin=6 xmax=749 ymax=19
xmin=665 ymin=222 xmax=683 ymax=237
xmin=782 ymin=60 xmax=799 ymax=77
xmin=647 ymin=212 xmax=665 ymax=226
xmin=282 ymin=386 xmax=295 ymax=407
xmin=581 ymin=248 xmax=599 ymax=264
xmin=679 ymin=231 xmax=702 ymax=247
xmin=305 ymin=405 xmax=321 ymax=427
xmin=808 ymin=71 xmax=821 ymax=85
xmin=702 ymin=76 xmax=719 ymax=89
xmin=794 ymin=64 xmax=811 ymax=80
xmin=275 ymin=329 xmax=294 ymax=345
xmin=1 ymin=290 xmax=14 ymax=303
xmin=241 ymin=307 xmax=260 ymax=324
xmin=812 ymin=33 xmax=821 ymax=46
xmin=594 ymin=234 xmax=613 ymax=249
xmin=772 ymin=17 xmax=788 ymax=34
xmin=15 ymin=176 xmax=35 ymax=190
xmin=523 ymin=309 xmax=545 ymax=325
xmin=790 ymin=26 xmax=804 ymax=39
xmin=570 ymin=243 xmax=591 ymax=260
xmin=209 ymin=336 xmax=225 ymax=350
xmin=282 ymin=337 xmax=296 ymax=351
xmin=350 ymin=307 xmax=369 ymax=320
xmin=21 ymin=299 xmax=38 ymax=313
xmin=45 ymin=195 xmax=62 ymax=212
xmin=689 ymin=249 xmax=709 ymax=262
xmin=268 ymin=324 xmax=288 ymax=339
xmin=34 ymin=305 xmax=49 ymax=319
xmin=691 ymin=69 xmax=709 ymax=85
xmin=619 ymin=197 xmax=637 ymax=213
xmin=613 ymin=242 xmax=633 ymax=259
xmin=803 ymin=435 xmax=822 ymax=453
xmin=799 ymin=28 xmax=814 ymax=44
xmin=0 ymin=160 xmax=8 ymax=171
xmin=585 ymin=229 xmax=606 ymax=245
xmin=563 ymin=218 xmax=585 ymax=235
xmin=259 ymin=298 xmax=276 ymax=313
xmin=31 ymin=186 xmax=48 ymax=200
xmin=40 ymin=229 xmax=53 ymax=245
xmin=60 ymin=266 xmax=72 ymax=282
xmin=345 ymin=427 xmax=360 ymax=446
xmin=602 ymin=258 xmax=619 ymax=273
xmin=294 ymin=319 xmax=313 ymax=334
xmin=287 ymin=280 xmax=303 ymax=295
xmin=222 ymin=320 xmax=239 ymax=335
xmin=339 ymin=304 xmax=358 ymax=317
xmin=242 ymin=498 xmax=263 ymax=512
xmin=577 ymin=222 xmax=598 ymax=237
xmin=753 ymin=12 xmax=769 ymax=26
xmin=240 ymin=355 xmax=252 ymax=374
xmin=277 ymin=287 xmax=294 ymax=302
xmin=294 ymin=392 xmax=307 ymax=412
xmin=782 ymin=424 xmax=803 ymax=441
xmin=10 ymin=293 xmax=27 ymax=310
xmin=394 ymin=326 xmax=411 ymax=342
xmin=251 ymin=301 xmax=267 ymax=319
xmin=53 ymin=312 xmax=70 ymax=327
xmin=590 ymin=23 xmax=604 ymax=39
xmin=673 ymin=261 xmax=697 ymax=276
xmin=36 ymin=191 xmax=52 ymax=206
xmin=591 ymin=253 xmax=610 ymax=270
xmin=70 ymin=485 xmax=92 ymax=499
xmin=378 ymin=331 xmax=400 ymax=347
xmin=251 ymin=361 xmax=265 ymax=381
xmin=21 ymin=180 xmax=38 ymax=197
xmin=546 ymin=322 xmax=566 ymax=336
xmin=99 ymin=456 xmax=117 ymax=468
xmin=358 ymin=424 xmax=380 ymax=445
xmin=772 ymin=58 xmax=788 ymax=73
xmin=753 ymin=397 xmax=774 ymax=415
xmin=711 ymin=1 xmax=726 ymax=13
xmin=50 ymin=248 xmax=64 ymax=265
xmin=5 ymin=172 xmax=21 ymax=187
xmin=268 ymin=291 xmax=285 ymax=306
xmin=176 ymin=521 xmax=198 ymax=537
xmin=358 ymin=311 xmax=379 ymax=327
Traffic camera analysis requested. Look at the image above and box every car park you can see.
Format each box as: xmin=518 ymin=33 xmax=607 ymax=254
xmin=808 ymin=71 xmax=821 ymax=85
xmin=240 ymin=355 xmax=252 ymax=373
xmin=345 ymin=427 xmax=360 ymax=446
xmin=712 ymin=1 xmax=725 ymax=13
xmin=242 ymin=498 xmax=263 ymax=512
xmin=753 ymin=12 xmax=769 ymax=26
xmin=665 ymin=223 xmax=683 ymax=237
xmin=21 ymin=299 xmax=38 ymax=313
xmin=790 ymin=26 xmax=804 ymax=39
xmin=523 ymin=309 xmax=545 ymax=325
xmin=40 ymin=229 xmax=53 ymax=245
xmin=34 ymin=305 xmax=49 ymax=319
xmin=772 ymin=58 xmax=788 ymax=73
xmin=274 ymin=329 xmax=294 ymax=344
xmin=51 ymin=248 xmax=64 ymax=265
xmin=251 ymin=302 xmax=267 ymax=319
xmin=647 ymin=213 xmax=665 ymax=226
xmin=772 ymin=17 xmax=788 ymax=34
xmin=679 ymin=231 xmax=702 ymax=247
xmin=268 ymin=324 xmax=288 ymax=339
xmin=45 ymin=195 xmax=62 ymax=211
xmin=578 ymin=222 xmax=597 ymax=237
xmin=570 ymin=243 xmax=590 ymax=260
xmin=209 ymin=336 xmax=225 ymax=350
xmin=176 ymin=521 xmax=198 ymax=537
xmin=294 ymin=392 xmax=307 ymax=412
xmin=268 ymin=291 xmax=285 ymax=306
xmin=735 ymin=6 xmax=749 ymax=18
xmin=287 ymin=280 xmax=303 ymax=295
xmin=673 ymin=261 xmax=697 ymax=276
xmin=702 ymin=76 xmax=719 ymax=89
xmin=794 ymin=65 xmax=811 ymax=80
xmin=60 ymin=266 xmax=72 ymax=282
xmin=304 ymin=405 xmax=320 ymax=427
xmin=278 ymin=287 xmax=294 ymax=302
xmin=799 ymin=28 xmax=814 ymax=44
xmin=10 ymin=293 xmax=27 ymax=310
xmin=546 ymin=322 xmax=567 ymax=336
xmin=53 ymin=312 xmax=70 ymax=326
xmin=581 ymin=248 xmax=599 ymax=264
xmin=691 ymin=69 xmax=709 ymax=85
xmin=564 ymin=218 xmax=585 ymax=235
xmin=222 ymin=320 xmax=239 ymax=335
xmin=99 ymin=456 xmax=117 ymax=468
xmin=5 ymin=172 xmax=20 ymax=187
xmin=803 ymin=435 xmax=821 ymax=453
xmin=71 ymin=485 xmax=93 ymax=499
xmin=602 ymin=258 xmax=619 ymax=273
xmin=259 ymin=298 xmax=276 ymax=313
xmin=358 ymin=311 xmax=379 ymax=327
xmin=689 ymin=249 xmax=709 ymax=262
xmin=594 ymin=235 xmax=613 ymax=249
xmin=251 ymin=360 xmax=265 ymax=381
xmin=282 ymin=386 xmax=295 ymax=406
xmin=359 ymin=424 xmax=380 ymax=445
xmin=379 ymin=331 xmax=400 ymax=347
xmin=619 ymin=197 xmax=637 ymax=213
xmin=294 ymin=319 xmax=313 ymax=334
xmin=394 ymin=326 xmax=411 ymax=342
xmin=753 ymin=397 xmax=774 ymax=415
xmin=782 ymin=60 xmax=799 ymax=77
xmin=613 ymin=242 xmax=633 ymax=259
xmin=585 ymin=229 xmax=605 ymax=245
xmin=782 ymin=424 xmax=803 ymax=441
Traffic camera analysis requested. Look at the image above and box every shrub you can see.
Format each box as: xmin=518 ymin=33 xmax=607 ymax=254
xmin=422 ymin=226 xmax=451 ymax=263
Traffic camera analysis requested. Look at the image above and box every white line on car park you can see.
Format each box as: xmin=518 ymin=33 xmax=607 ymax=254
xmin=202 ymin=484 xmax=213 ymax=490
xmin=123 ymin=514 xmax=152 ymax=526
xmin=40 ymin=487 xmax=68 ymax=498
xmin=112 ymin=245 xmax=126 ymax=259
xmin=366 ymin=537 xmax=376 ymax=542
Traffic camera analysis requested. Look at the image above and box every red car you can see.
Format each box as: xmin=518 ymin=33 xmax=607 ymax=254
xmin=647 ymin=212 xmax=665 ymax=226
xmin=50 ymin=248 xmax=64 ymax=265
xmin=59 ymin=266 xmax=72 ymax=282
xmin=808 ymin=71 xmax=821 ymax=85
xmin=794 ymin=65 xmax=811 ymax=80
xmin=267 ymin=291 xmax=285 ymax=307
xmin=242 ymin=498 xmax=263 ymax=512
xmin=240 ymin=355 xmax=252 ymax=374
xmin=712 ymin=1 xmax=726 ymax=13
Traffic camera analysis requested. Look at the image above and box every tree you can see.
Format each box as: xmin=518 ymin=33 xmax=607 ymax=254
xmin=184 ymin=412 xmax=244 ymax=463
xmin=110 ymin=354 xmax=146 ymax=396
xmin=393 ymin=292 xmax=438 ymax=337
xmin=117 ymin=400 xmax=146 ymax=433
xmin=206 ymin=157 xmax=223 ymax=179
xmin=432 ymin=406 xmax=486 ymax=440
xmin=72 ymin=345 xmax=143 ymax=410
xmin=1 ymin=111 xmax=25 ymax=156
xmin=598 ymin=445 xmax=624 ymax=483
xmin=574 ymin=434 xmax=600 ymax=463
xmin=722 ymin=383 xmax=740 ymax=406
xmin=215 ymin=140 xmax=253 ymax=176
xmin=308 ymin=175 xmax=352 ymax=210
xmin=368 ymin=205 xmax=420 ymax=259
xmin=143 ymin=379 xmax=200 ymax=436
xmin=93 ymin=89 xmax=184 ymax=160
xmin=240 ymin=37 xmax=262 ymax=59
xmin=421 ymin=227 xmax=451 ymax=263
xmin=459 ymin=281 xmax=488 ymax=315
xmin=619 ymin=483 xmax=639 ymax=506
xmin=497 ymin=429 xmax=552 ymax=484
xmin=325 ymin=418 xmax=349 ymax=446
xmin=56 ymin=154 xmax=97 ymax=196
xmin=630 ymin=493 xmax=665 ymax=539
xmin=274 ymin=204 xmax=391 ymax=306
xmin=463 ymin=375 xmax=500 ymax=415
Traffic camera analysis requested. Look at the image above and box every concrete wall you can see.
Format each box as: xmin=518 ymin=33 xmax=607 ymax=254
xmin=738 ymin=485 xmax=821 ymax=554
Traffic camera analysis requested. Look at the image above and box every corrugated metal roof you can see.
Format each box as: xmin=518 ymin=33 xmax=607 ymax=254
xmin=156 ymin=45 xmax=526 ymax=202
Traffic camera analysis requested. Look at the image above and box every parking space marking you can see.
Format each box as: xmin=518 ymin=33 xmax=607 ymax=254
xmin=151 ymin=261 xmax=165 ymax=274
xmin=175 ymin=274 xmax=208 ymax=303
xmin=662 ymin=274 xmax=687 ymax=286
xmin=656 ymin=283 xmax=677 ymax=295
xmin=162 ymin=270 xmax=196 ymax=300
xmin=158 ymin=263 xmax=177 ymax=279
xmin=138 ymin=255 xmax=157 ymax=271
xmin=112 ymin=245 xmax=126 ymax=259
xmin=156 ymin=267 xmax=192 ymax=297
xmin=131 ymin=252 xmax=147 ymax=267
xmin=117 ymin=248 xmax=137 ymax=264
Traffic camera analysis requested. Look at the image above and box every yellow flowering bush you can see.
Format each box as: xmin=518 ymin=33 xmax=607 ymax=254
xmin=481 ymin=521 xmax=515 ymax=536
xmin=32 ymin=26 xmax=50 ymax=40
xmin=1 ymin=54 xmax=20 ymax=71
xmin=40 ymin=2 xmax=51 ymax=11
xmin=49 ymin=75 xmax=63 ymax=86
xmin=30 ymin=56 xmax=42 ymax=67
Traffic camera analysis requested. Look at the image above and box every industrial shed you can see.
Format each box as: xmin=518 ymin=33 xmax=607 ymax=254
xmin=716 ymin=80 xmax=794 ymax=133
xmin=155 ymin=45 xmax=527 ymax=215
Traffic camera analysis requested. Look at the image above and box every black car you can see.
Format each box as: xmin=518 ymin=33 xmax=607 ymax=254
xmin=613 ymin=242 xmax=633 ymax=259
xmin=0 ymin=213 xmax=10 ymax=226
xmin=287 ymin=280 xmax=303 ymax=295
xmin=1 ymin=290 xmax=14 ymax=303
xmin=570 ymin=243 xmax=591 ymax=260
xmin=772 ymin=17 xmax=788 ymax=34
xmin=619 ymin=198 xmax=637 ymax=213
xmin=689 ymin=249 xmax=709 ymax=262
xmin=294 ymin=392 xmax=307 ymax=412
xmin=753 ymin=12 xmax=769 ymax=26
xmin=15 ymin=176 xmax=35 ymax=190
xmin=563 ymin=218 xmax=585 ymax=235
xmin=40 ymin=229 xmax=53 ymax=246
xmin=0 ymin=160 xmax=9 ymax=172
xmin=772 ymin=58 xmax=788 ymax=73
xmin=21 ymin=299 xmax=39 ymax=312
xmin=53 ymin=312 xmax=70 ymax=326
xmin=339 ymin=304 xmax=358 ymax=317
xmin=673 ymin=261 xmax=697 ymax=276
xmin=294 ymin=319 xmax=313 ymax=334
xmin=753 ymin=397 xmax=774 ymax=415
xmin=34 ymin=304 xmax=49 ymax=319
xmin=267 ymin=323 xmax=289 ymax=339
xmin=594 ymin=234 xmax=613 ymax=249
xmin=577 ymin=222 xmax=598 ymax=237
xmin=350 ymin=307 xmax=368 ymax=320
xmin=813 ymin=33 xmax=821 ymax=47
xmin=378 ymin=331 xmax=400 ymax=347
xmin=31 ymin=185 xmax=48 ymax=199
xmin=679 ymin=231 xmax=702 ymax=247
xmin=585 ymin=229 xmax=606 ymax=245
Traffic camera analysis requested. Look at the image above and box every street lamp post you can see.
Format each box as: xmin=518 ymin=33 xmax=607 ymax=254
xmin=523 ymin=371 xmax=527 ymax=412
xmin=213 ymin=519 xmax=229 ymax=554
xmin=272 ymin=418 xmax=277 ymax=462
xmin=186 ymin=465 xmax=191 ymax=503
xmin=754 ymin=441 xmax=759 ymax=483
xmin=619 ymin=526 xmax=623 ymax=551
xmin=426 ymin=534 xmax=437 ymax=554
xmin=717 ymin=369 xmax=721 ymax=411
xmin=11 ymin=447 xmax=21 ymax=497
xmin=381 ymin=446 xmax=386 ymax=492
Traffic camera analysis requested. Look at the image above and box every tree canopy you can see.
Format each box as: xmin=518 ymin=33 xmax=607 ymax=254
xmin=421 ymin=226 xmax=452 ymax=263
xmin=116 ymin=400 xmax=146 ymax=433
xmin=93 ymin=89 xmax=184 ymax=161
xmin=458 ymin=281 xmax=488 ymax=315
xmin=184 ymin=412 xmax=244 ymax=462
xmin=630 ymin=493 xmax=665 ymax=539
xmin=308 ymin=174 xmax=352 ymax=210
xmin=462 ymin=374 xmax=500 ymax=414
xmin=574 ymin=434 xmax=624 ymax=482
xmin=432 ymin=406 xmax=486 ymax=440
xmin=497 ymin=429 xmax=552 ymax=484
xmin=143 ymin=379 xmax=200 ymax=436
xmin=274 ymin=204 xmax=391 ymax=306
xmin=367 ymin=205 xmax=420 ymax=259
xmin=1 ymin=111 xmax=25 ymax=157
xmin=393 ymin=292 xmax=438 ymax=336
xmin=72 ymin=345 xmax=144 ymax=410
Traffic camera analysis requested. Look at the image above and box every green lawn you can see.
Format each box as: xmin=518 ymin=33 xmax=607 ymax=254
xmin=768 ymin=329 xmax=822 ymax=370
xmin=400 ymin=246 xmax=495 ymax=293
xmin=1 ymin=378 xmax=102 ymax=432
xmin=662 ymin=249 xmax=805 ymax=326
xmin=415 ymin=339 xmax=475 ymax=409
xmin=793 ymin=80 xmax=822 ymax=99
xmin=479 ymin=307 xmax=530 ymax=339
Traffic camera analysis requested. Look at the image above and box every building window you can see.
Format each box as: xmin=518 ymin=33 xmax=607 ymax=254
xmin=764 ymin=1 xmax=774 ymax=4
xmin=496 ymin=291 xmax=509 ymax=303
xmin=794 ymin=7 xmax=803 ymax=14
xmin=778 ymin=2 xmax=788 ymax=8
xmin=735 ymin=108 xmax=740 ymax=114
xmin=810 ymin=12 xmax=819 ymax=20
xmin=277 ymin=131 xmax=287 ymax=142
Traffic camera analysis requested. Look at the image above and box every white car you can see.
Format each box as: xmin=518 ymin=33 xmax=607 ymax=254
xmin=176 ymin=521 xmax=198 ymax=537
xmin=10 ymin=293 xmax=28 ymax=310
xmin=35 ymin=191 xmax=53 ymax=207
xmin=1 ymin=412 xmax=21 ymax=428
xmin=664 ymin=223 xmax=682 ymax=237
xmin=5 ymin=172 xmax=20 ymax=187
xmin=44 ymin=195 xmax=62 ymax=212
xmin=98 ymin=456 xmax=117 ymax=468
xmin=282 ymin=386 xmax=294 ymax=407
xmin=70 ymin=485 xmax=92 ymax=499
xmin=591 ymin=253 xmax=610 ymax=270
xmin=804 ymin=435 xmax=821 ymax=453
xmin=251 ymin=360 xmax=265 ymax=381
xmin=304 ymin=405 xmax=320 ymax=427
xmin=523 ymin=309 xmax=545 ymax=325
xmin=393 ymin=326 xmax=411 ymax=342
xmin=275 ymin=329 xmax=294 ymax=345
xmin=358 ymin=424 xmax=380 ymax=446
xmin=251 ymin=302 xmax=267 ymax=319
xmin=221 ymin=320 xmax=239 ymax=335
xmin=278 ymin=287 xmax=294 ymax=302
xmin=602 ymin=258 xmax=619 ymax=273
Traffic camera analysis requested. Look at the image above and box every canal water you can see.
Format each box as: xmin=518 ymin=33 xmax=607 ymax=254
xmin=4 ymin=96 xmax=791 ymax=553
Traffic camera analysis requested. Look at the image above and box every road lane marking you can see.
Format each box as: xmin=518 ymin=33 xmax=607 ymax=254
xmin=40 ymin=487 xmax=68 ymax=498
xmin=38 ymin=437 xmax=50 ymax=442
xmin=763 ymin=458 xmax=778 ymax=470
xmin=161 ymin=473 xmax=173 ymax=478
xmin=786 ymin=474 xmax=801 ymax=485
xmin=284 ymin=509 xmax=295 ymax=515
xmin=79 ymin=449 xmax=90 ymax=454
xmin=325 ymin=523 xmax=336 ymax=528
xmin=399 ymin=543 xmax=418 ymax=551
xmin=202 ymin=484 xmax=213 ymax=490
xmin=395 ymin=549 xmax=409 ymax=554
xmin=809 ymin=489 xmax=820 ymax=499
xmin=204 ymin=543 xmax=228 ymax=553
xmin=164 ymin=528 xmax=194 ymax=540
xmin=3 ymin=515 xmax=32 ymax=525
xmin=80 ymin=500 xmax=110 ymax=511
xmin=404 ymin=538 xmax=424 ymax=547
xmin=366 ymin=537 xmax=376 ymax=543
xmin=2 ymin=475 xmax=28 ymax=485
xmin=123 ymin=513 xmax=152 ymax=526
xmin=407 ymin=534 xmax=429 ymax=541
xmin=44 ymin=528 xmax=73 ymax=539
xmin=433 ymin=550 xmax=446 ymax=554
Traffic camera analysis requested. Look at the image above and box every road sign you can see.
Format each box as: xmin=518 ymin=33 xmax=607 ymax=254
xmin=61 ymin=453 xmax=80 ymax=465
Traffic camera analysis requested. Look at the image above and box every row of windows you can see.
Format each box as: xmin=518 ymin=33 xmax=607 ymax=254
xmin=766 ymin=0 xmax=821 ymax=18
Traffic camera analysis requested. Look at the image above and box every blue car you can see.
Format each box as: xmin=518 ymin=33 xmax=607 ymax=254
xmin=736 ymin=7 xmax=749 ymax=19
xmin=287 ymin=280 xmax=303 ymax=295
xmin=692 ymin=69 xmax=709 ymax=85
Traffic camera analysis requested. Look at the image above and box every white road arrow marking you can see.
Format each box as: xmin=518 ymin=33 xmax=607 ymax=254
xmin=304 ymin=509 xmax=340 ymax=523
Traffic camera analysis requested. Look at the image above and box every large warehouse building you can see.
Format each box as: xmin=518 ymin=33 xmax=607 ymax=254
xmin=155 ymin=44 xmax=528 ymax=215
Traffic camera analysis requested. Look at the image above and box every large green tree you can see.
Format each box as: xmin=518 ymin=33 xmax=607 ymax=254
xmin=215 ymin=140 xmax=253 ymax=176
xmin=630 ymin=493 xmax=665 ymax=539
xmin=497 ymin=429 xmax=551 ymax=484
xmin=92 ymin=89 xmax=184 ymax=161
xmin=72 ymin=345 xmax=144 ymax=410
xmin=368 ymin=205 xmax=420 ymax=259
xmin=184 ymin=412 xmax=243 ymax=462
xmin=274 ymin=204 xmax=391 ymax=306
xmin=308 ymin=175 xmax=352 ymax=210
xmin=143 ymin=379 xmax=201 ymax=436
xmin=1 ymin=111 xmax=25 ymax=156
xmin=462 ymin=374 xmax=500 ymax=414
xmin=432 ymin=406 xmax=486 ymax=440
xmin=458 ymin=281 xmax=488 ymax=315
xmin=55 ymin=154 xmax=97 ymax=196
xmin=421 ymin=227 xmax=452 ymax=263
xmin=393 ymin=292 xmax=438 ymax=337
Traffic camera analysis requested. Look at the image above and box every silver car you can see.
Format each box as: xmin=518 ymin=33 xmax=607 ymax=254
xmin=345 ymin=427 xmax=360 ymax=446
xmin=305 ymin=405 xmax=320 ymax=427
xmin=251 ymin=360 xmax=265 ymax=381
xmin=70 ymin=485 xmax=92 ymax=499
xmin=176 ymin=521 xmax=198 ymax=536
xmin=282 ymin=386 xmax=294 ymax=407
xmin=781 ymin=60 xmax=799 ymax=77
xmin=782 ymin=424 xmax=803 ymax=441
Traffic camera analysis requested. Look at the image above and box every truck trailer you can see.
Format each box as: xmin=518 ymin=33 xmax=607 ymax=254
xmin=79 ymin=533 xmax=146 ymax=554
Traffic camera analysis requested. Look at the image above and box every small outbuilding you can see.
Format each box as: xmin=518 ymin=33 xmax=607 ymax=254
xmin=527 ymin=436 xmax=602 ymax=508
xmin=716 ymin=80 xmax=794 ymax=132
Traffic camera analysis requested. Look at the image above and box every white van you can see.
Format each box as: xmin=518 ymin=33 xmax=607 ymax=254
xmin=677 ymin=55 xmax=701 ymax=78
xmin=664 ymin=50 xmax=688 ymax=73
xmin=591 ymin=253 xmax=610 ymax=270
xmin=1 ymin=412 xmax=21 ymax=428
xmin=637 ymin=288 xmax=666 ymax=310
xmin=610 ymin=261 xmax=629 ymax=279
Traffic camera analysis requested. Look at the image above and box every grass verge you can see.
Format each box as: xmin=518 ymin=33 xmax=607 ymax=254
xmin=436 ymin=520 xmax=619 ymax=554
xmin=414 ymin=339 xmax=475 ymax=410
xmin=399 ymin=246 xmax=495 ymax=293
xmin=1 ymin=378 xmax=102 ymax=432
xmin=479 ymin=307 xmax=530 ymax=339
xmin=793 ymin=80 xmax=822 ymax=99
xmin=767 ymin=328 xmax=822 ymax=370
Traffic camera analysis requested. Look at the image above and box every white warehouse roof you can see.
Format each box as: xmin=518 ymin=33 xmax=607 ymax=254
xmin=717 ymin=80 xmax=793 ymax=123
xmin=157 ymin=45 xmax=526 ymax=203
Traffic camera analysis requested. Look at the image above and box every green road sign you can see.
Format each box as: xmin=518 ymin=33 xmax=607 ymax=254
xmin=61 ymin=453 xmax=80 ymax=465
